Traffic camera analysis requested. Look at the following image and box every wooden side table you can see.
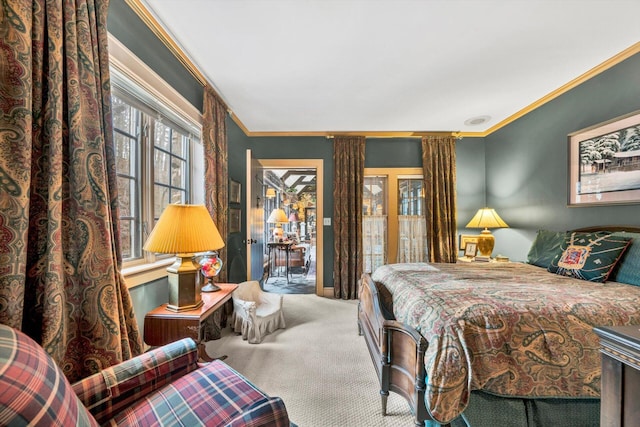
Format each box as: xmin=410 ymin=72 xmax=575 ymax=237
xmin=593 ymin=325 xmax=640 ymax=427
xmin=144 ymin=283 xmax=238 ymax=360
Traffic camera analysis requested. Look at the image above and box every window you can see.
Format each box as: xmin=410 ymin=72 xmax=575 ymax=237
xmin=109 ymin=34 xmax=203 ymax=285
xmin=363 ymin=169 xmax=427 ymax=274
xmin=111 ymin=86 xmax=197 ymax=266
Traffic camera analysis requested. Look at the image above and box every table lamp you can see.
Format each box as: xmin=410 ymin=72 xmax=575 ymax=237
xmin=143 ymin=204 xmax=225 ymax=312
xmin=267 ymin=208 xmax=289 ymax=241
xmin=465 ymin=207 xmax=509 ymax=257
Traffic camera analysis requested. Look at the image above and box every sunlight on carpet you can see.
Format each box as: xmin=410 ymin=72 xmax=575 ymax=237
xmin=206 ymin=294 xmax=416 ymax=426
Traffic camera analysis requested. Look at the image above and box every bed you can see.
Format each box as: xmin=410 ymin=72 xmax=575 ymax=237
xmin=357 ymin=226 xmax=640 ymax=426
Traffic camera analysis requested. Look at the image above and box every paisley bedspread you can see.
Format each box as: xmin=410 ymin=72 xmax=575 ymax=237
xmin=370 ymin=262 xmax=640 ymax=424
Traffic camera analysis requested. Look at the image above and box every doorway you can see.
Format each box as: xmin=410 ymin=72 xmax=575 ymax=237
xmin=256 ymin=159 xmax=323 ymax=296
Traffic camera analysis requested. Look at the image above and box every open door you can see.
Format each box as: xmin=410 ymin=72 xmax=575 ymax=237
xmin=246 ymin=149 xmax=265 ymax=281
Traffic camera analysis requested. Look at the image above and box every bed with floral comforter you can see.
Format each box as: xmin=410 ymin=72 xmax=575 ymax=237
xmin=369 ymin=261 xmax=640 ymax=424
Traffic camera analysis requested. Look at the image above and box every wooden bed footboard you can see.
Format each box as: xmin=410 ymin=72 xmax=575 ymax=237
xmin=358 ymin=273 xmax=431 ymax=427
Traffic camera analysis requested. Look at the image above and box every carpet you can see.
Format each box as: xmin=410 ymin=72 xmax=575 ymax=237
xmin=206 ymin=294 xmax=416 ymax=426
xmin=263 ymin=274 xmax=315 ymax=294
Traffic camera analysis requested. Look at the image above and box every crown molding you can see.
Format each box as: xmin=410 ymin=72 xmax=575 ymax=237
xmin=120 ymin=3 xmax=640 ymax=140
xmin=463 ymin=41 xmax=640 ymax=139
xmin=124 ymin=0 xmax=207 ymax=86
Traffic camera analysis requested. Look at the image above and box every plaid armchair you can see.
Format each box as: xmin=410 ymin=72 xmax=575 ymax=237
xmin=0 ymin=324 xmax=292 ymax=426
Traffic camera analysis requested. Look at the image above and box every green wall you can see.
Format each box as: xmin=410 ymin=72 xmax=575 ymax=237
xmin=111 ymin=0 xmax=640 ymax=305
xmin=485 ymin=52 xmax=640 ymax=261
xmin=224 ymin=133 xmax=486 ymax=288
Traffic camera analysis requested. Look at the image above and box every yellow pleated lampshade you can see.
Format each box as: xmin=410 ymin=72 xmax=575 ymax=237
xmin=143 ymin=204 xmax=225 ymax=254
xmin=465 ymin=208 xmax=509 ymax=229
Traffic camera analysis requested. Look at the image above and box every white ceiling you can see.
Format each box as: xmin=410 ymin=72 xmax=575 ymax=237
xmin=138 ymin=0 xmax=640 ymax=135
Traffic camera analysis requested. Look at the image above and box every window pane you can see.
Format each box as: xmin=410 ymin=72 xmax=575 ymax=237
xmin=172 ymin=131 xmax=186 ymax=157
xmin=363 ymin=177 xmax=387 ymax=216
xmin=398 ymin=178 xmax=427 ymax=263
xmin=170 ymin=188 xmax=186 ymax=205
xmin=154 ymin=150 xmax=170 ymax=185
xmin=171 ymin=157 xmax=186 ymax=189
xmin=120 ymin=220 xmax=134 ymax=259
xmin=114 ymin=133 xmax=135 ymax=175
xmin=112 ymin=96 xmax=138 ymax=135
xmin=363 ymin=176 xmax=388 ymax=273
xmin=154 ymin=185 xmax=169 ymax=220
xmin=398 ymin=179 xmax=425 ymax=215
xmin=117 ymin=176 xmax=132 ymax=216
xmin=112 ymin=93 xmax=141 ymax=262
xmin=154 ymin=121 xmax=171 ymax=152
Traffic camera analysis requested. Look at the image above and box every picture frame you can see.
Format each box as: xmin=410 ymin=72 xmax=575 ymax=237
xmin=464 ymin=242 xmax=477 ymax=258
xmin=568 ymin=109 xmax=640 ymax=206
xmin=229 ymin=207 xmax=241 ymax=233
xmin=459 ymin=234 xmax=479 ymax=251
xmin=230 ymin=180 xmax=241 ymax=204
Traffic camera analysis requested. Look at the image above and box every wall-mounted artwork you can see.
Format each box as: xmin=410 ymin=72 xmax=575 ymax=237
xmin=568 ymin=110 xmax=640 ymax=206
xmin=230 ymin=180 xmax=241 ymax=204
xmin=229 ymin=207 xmax=241 ymax=233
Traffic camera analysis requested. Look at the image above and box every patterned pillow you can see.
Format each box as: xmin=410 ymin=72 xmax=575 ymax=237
xmin=526 ymin=229 xmax=566 ymax=268
xmin=609 ymin=232 xmax=640 ymax=286
xmin=547 ymin=232 xmax=632 ymax=282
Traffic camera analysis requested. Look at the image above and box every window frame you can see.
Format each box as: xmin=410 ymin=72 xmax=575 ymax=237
xmin=363 ymin=168 xmax=423 ymax=267
xmin=109 ymin=34 xmax=203 ymax=288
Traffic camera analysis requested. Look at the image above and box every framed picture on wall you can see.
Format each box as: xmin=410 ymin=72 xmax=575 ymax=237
xmin=230 ymin=180 xmax=241 ymax=204
xmin=229 ymin=207 xmax=241 ymax=233
xmin=568 ymin=109 xmax=640 ymax=206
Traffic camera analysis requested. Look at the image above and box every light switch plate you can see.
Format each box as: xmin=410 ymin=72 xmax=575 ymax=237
xmin=323 ymin=218 xmax=331 ymax=226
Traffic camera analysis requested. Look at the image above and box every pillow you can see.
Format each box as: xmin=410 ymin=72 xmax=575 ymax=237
xmin=547 ymin=232 xmax=632 ymax=282
xmin=526 ymin=229 xmax=566 ymax=268
xmin=608 ymin=232 xmax=640 ymax=286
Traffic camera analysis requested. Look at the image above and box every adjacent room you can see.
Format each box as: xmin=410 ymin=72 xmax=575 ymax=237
xmin=2 ymin=1 xmax=640 ymax=426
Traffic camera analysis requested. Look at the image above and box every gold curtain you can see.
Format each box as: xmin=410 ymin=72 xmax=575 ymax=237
xmin=0 ymin=0 xmax=142 ymax=382
xmin=421 ymin=135 xmax=458 ymax=263
xmin=333 ymin=136 xmax=365 ymax=299
xmin=202 ymin=85 xmax=230 ymax=338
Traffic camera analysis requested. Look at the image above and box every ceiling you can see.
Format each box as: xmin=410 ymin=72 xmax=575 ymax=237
xmin=136 ymin=0 xmax=640 ymax=136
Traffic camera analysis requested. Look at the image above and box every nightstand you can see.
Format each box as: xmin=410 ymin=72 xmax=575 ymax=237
xmin=593 ymin=325 xmax=640 ymax=426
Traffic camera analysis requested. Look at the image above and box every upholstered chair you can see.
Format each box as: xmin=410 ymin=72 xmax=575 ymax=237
xmin=0 ymin=323 xmax=292 ymax=426
xmin=231 ymin=280 xmax=286 ymax=344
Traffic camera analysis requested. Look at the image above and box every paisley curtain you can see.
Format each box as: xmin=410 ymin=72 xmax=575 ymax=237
xmin=421 ymin=135 xmax=458 ymax=263
xmin=202 ymin=85 xmax=229 ymax=339
xmin=333 ymin=136 xmax=365 ymax=299
xmin=0 ymin=0 xmax=142 ymax=382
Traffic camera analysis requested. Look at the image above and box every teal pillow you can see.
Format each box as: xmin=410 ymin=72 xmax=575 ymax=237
xmin=547 ymin=232 xmax=632 ymax=282
xmin=526 ymin=230 xmax=566 ymax=268
xmin=609 ymin=232 xmax=640 ymax=287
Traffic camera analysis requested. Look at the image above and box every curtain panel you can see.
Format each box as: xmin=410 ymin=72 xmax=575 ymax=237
xmin=0 ymin=0 xmax=142 ymax=382
xmin=333 ymin=136 xmax=365 ymax=299
xmin=202 ymin=85 xmax=230 ymax=338
xmin=421 ymin=135 xmax=458 ymax=263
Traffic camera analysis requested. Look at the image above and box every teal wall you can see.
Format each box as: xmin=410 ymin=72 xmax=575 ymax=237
xmin=109 ymin=0 xmax=639 ymax=326
xmin=224 ymin=134 xmax=486 ymax=287
xmin=485 ymin=53 xmax=640 ymax=261
xmin=107 ymin=0 xmax=203 ymax=109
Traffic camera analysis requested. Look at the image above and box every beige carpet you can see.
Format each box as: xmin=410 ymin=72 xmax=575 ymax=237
xmin=205 ymin=294 xmax=416 ymax=426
